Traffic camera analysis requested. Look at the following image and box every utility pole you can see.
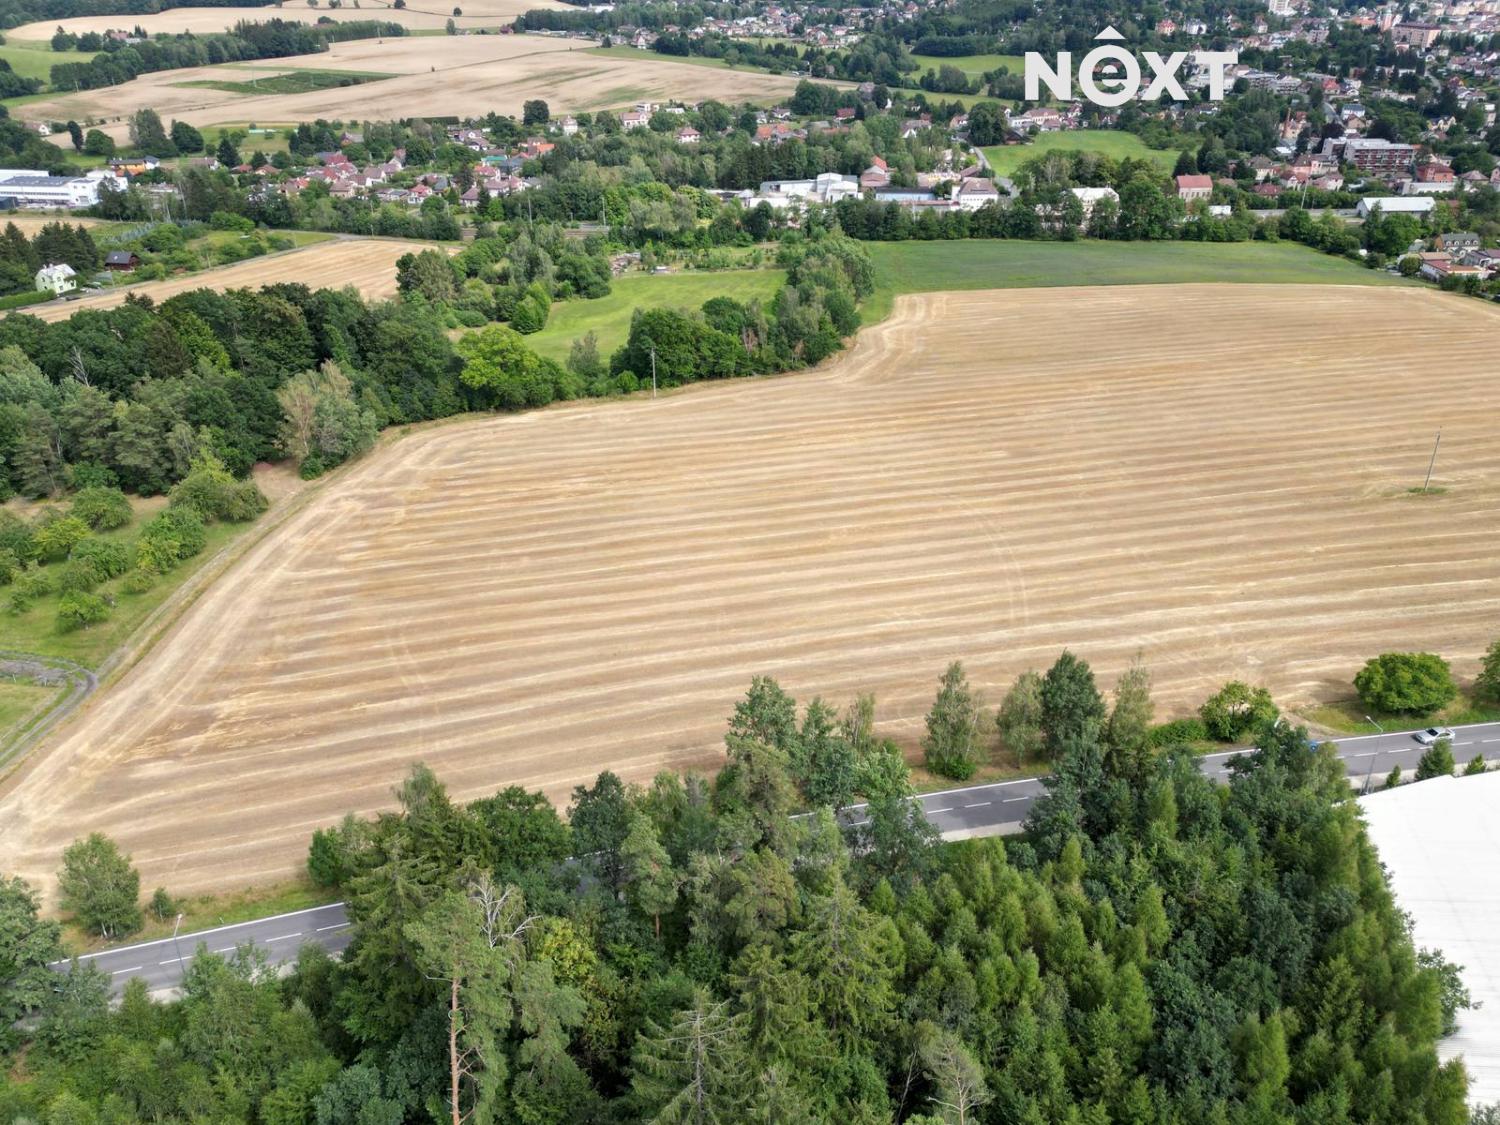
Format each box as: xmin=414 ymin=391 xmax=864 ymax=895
xmin=1421 ymin=429 xmax=1441 ymax=493
xmin=171 ymin=912 xmax=185 ymax=972
xmin=649 ymin=344 xmax=657 ymax=398
xmin=1361 ymin=716 xmax=1384 ymax=794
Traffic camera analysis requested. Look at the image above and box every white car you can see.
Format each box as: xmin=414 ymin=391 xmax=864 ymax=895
xmin=1413 ymin=726 xmax=1454 ymax=745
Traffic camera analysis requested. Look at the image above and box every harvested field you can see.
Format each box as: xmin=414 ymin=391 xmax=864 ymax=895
xmin=8 ymin=0 xmax=569 ymax=38
xmin=24 ymin=238 xmax=437 ymax=322
xmin=19 ymin=34 xmax=807 ymax=140
xmin=0 ymin=214 xmax=106 ymax=234
xmin=4 ymin=284 xmax=1500 ymax=899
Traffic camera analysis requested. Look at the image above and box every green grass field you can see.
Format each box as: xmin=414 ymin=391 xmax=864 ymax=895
xmin=0 ymin=40 xmax=96 ymax=85
xmin=860 ymin=240 xmax=1402 ymax=324
xmin=0 ymin=678 xmax=63 ymax=743
xmin=528 ymin=269 xmax=787 ymax=363
xmin=984 ymin=130 xmax=1188 ymax=176
xmin=910 ymin=52 xmax=1025 ymax=79
xmin=0 ymin=507 xmax=248 ymax=667
xmin=176 ymin=69 xmax=393 ymax=97
xmin=199 ymin=123 xmax=294 ymax=156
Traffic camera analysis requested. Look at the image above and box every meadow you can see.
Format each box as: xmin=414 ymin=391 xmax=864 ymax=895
xmin=909 ymin=52 xmax=1025 ymax=79
xmin=527 ymin=268 xmax=787 ymax=362
xmin=984 ymin=129 xmax=1188 ymax=175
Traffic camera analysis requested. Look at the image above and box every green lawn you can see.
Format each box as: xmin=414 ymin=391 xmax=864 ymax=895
xmin=984 ymin=130 xmax=1188 ymax=176
xmin=175 ymin=69 xmax=394 ymax=97
xmin=0 ymin=509 xmax=250 ymax=668
xmin=910 ymin=52 xmax=1025 ymax=79
xmin=0 ymin=678 xmax=63 ymax=744
xmin=527 ymin=269 xmax=787 ymax=363
xmin=0 ymin=40 xmax=95 ymax=85
xmin=861 ymin=240 xmax=1402 ymax=324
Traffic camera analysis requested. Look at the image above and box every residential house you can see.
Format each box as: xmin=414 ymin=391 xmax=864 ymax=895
xmin=1176 ymin=173 xmax=1213 ymax=201
xmin=103 ymin=250 xmax=139 ymax=271
xmin=675 ymin=126 xmax=701 ymax=144
xmin=1436 ymin=230 xmax=1480 ymax=252
xmin=954 ymin=178 xmax=1000 ymax=210
xmin=1070 ymin=186 xmax=1118 ymax=221
xmin=35 ymin=262 xmax=76 ymax=295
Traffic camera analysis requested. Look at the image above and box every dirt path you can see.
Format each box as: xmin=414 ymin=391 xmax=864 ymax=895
xmin=3 ymin=283 xmax=1499 ymax=901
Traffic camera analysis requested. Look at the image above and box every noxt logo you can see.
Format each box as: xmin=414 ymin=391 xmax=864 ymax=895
xmin=1024 ymin=26 xmax=1237 ymax=108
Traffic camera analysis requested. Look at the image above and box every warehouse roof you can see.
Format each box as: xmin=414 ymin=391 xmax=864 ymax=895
xmin=1360 ymin=771 xmax=1500 ymax=1105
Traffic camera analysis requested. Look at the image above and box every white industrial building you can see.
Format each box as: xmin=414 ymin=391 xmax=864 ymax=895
xmin=1355 ymin=195 xmax=1436 ymax=219
xmin=0 ymin=168 xmax=122 ymax=209
xmin=1360 ymin=770 xmax=1500 ymax=1105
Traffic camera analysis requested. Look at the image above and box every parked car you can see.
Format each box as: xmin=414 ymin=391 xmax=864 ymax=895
xmin=1413 ymin=726 xmax=1454 ymax=745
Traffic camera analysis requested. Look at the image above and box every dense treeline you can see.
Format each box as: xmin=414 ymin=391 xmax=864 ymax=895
xmin=0 ymin=654 xmax=1474 ymax=1122
xmin=0 ymin=281 xmax=467 ymax=496
xmin=0 ymin=221 xmax=97 ymax=294
xmin=0 ymin=230 xmax=870 ymax=495
xmin=47 ymin=18 xmax=405 ymax=93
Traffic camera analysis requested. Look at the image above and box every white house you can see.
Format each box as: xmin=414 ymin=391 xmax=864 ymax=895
xmin=1071 ymin=186 xmax=1119 ymax=221
xmin=35 ymin=262 xmax=76 ymax=295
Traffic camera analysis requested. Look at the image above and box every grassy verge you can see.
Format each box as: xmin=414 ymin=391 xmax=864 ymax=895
xmin=527 ymin=268 xmax=787 ymax=363
xmin=61 ymin=877 xmax=337 ymax=956
xmin=0 ymin=677 xmax=64 ymax=735
xmin=1297 ymin=693 xmax=1500 ymax=737
xmin=859 ymin=240 xmax=1403 ymax=326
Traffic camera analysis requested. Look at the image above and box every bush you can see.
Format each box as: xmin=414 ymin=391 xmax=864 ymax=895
xmin=57 ymin=560 xmax=102 ymax=593
xmin=120 ymin=567 xmax=157 ymax=595
xmin=1145 ymin=717 xmax=1208 ymax=748
xmin=139 ymin=507 xmax=207 ymax=565
xmin=56 ymin=590 xmax=111 ymax=632
xmin=1475 ymin=638 xmax=1500 ymax=704
xmin=169 ymin=453 xmax=267 ymax=522
xmin=8 ymin=564 xmax=52 ymax=614
xmin=0 ymin=512 xmax=36 ymax=563
xmin=70 ymin=486 xmax=132 ymax=531
xmin=1414 ymin=738 xmax=1455 ymax=781
xmin=32 ymin=515 xmax=91 ymax=562
xmin=1198 ymin=682 xmax=1278 ymax=742
xmin=71 ymin=537 xmax=129 ymax=581
xmin=67 ymin=462 xmax=119 ymax=490
xmin=1354 ymin=652 xmax=1456 ymax=715
xmin=149 ymin=886 xmax=177 ymax=922
xmin=0 ymin=547 xmax=18 ymax=585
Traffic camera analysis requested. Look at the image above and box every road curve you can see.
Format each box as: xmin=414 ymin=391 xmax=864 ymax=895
xmin=58 ymin=719 xmax=1500 ymax=996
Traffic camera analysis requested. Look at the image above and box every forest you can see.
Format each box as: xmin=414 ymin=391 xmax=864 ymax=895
xmin=0 ymin=656 xmax=1476 ymax=1123
xmin=0 ymin=230 xmax=870 ymax=496
xmin=45 ymin=18 xmax=405 ymax=93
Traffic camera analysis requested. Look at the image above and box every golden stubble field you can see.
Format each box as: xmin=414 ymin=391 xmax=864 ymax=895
xmin=26 ymin=238 xmax=439 ymax=322
xmin=3 ymin=283 xmax=1499 ymax=899
xmin=10 ymin=0 xmax=571 ymax=38
xmin=24 ymin=33 xmax=807 ymax=142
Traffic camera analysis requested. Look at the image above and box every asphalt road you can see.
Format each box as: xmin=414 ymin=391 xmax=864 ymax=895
xmin=61 ymin=720 xmax=1500 ymax=996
